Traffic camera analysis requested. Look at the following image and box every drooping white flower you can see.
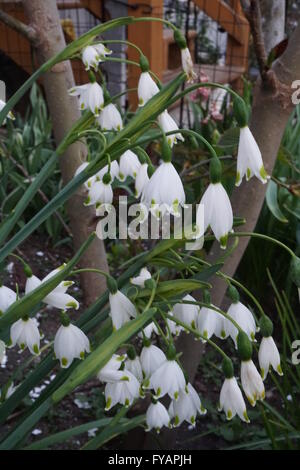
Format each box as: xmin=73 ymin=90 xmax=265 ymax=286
xmin=236 ymin=126 xmax=268 ymax=186
xmin=94 ymin=160 xmax=120 ymax=183
xmin=82 ymin=43 xmax=112 ymax=71
xmin=104 ymin=370 xmax=140 ymax=410
xmin=130 ymin=267 xmax=151 ymax=287
xmin=166 ymin=311 xmax=184 ymax=337
xmin=197 ymin=182 xmax=233 ymax=249
xmin=181 ymin=48 xmax=196 ymax=82
xmin=69 ymin=82 xmax=104 ymax=116
xmin=258 ymin=336 xmax=283 ymax=380
xmin=241 ymin=359 xmax=265 ymax=406
xmin=0 ymin=285 xmax=16 ymax=315
xmin=149 ymin=360 xmax=186 ymax=400
xmin=109 ymin=290 xmax=137 ymax=330
xmin=54 ymin=323 xmax=90 ymax=368
xmin=146 ymin=401 xmax=171 ymax=432
xmin=138 ymin=72 xmax=160 ymax=106
xmin=219 ymin=376 xmax=249 ymax=422
xmin=10 ymin=317 xmax=41 ymax=355
xmin=0 ymin=99 xmax=15 ymax=124
xmin=84 ymin=179 xmax=113 ymax=208
xmin=197 ymin=305 xmax=225 ymax=341
xmin=173 ymin=294 xmax=199 ymax=329
xmin=141 ymin=162 xmax=185 ymax=216
xmin=140 ymin=344 xmax=166 ymax=378
xmin=25 ymin=267 xmax=79 ymax=311
xmin=169 ymin=382 xmax=206 ymax=426
xmin=97 ymin=354 xmax=126 ymax=382
xmin=138 ymin=322 xmax=159 ymax=339
xmin=118 ymin=150 xmax=141 ymax=181
xmin=157 ymin=111 xmax=184 ymax=147
xmin=125 ymin=356 xmax=143 ymax=382
xmin=135 ymin=163 xmax=149 ymax=198
xmin=225 ymin=301 xmax=256 ymax=348
xmin=97 ymin=103 xmax=123 ymax=131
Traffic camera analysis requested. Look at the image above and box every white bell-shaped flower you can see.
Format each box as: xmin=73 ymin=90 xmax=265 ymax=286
xmin=104 ymin=370 xmax=140 ymax=410
xmin=84 ymin=180 xmax=113 ymax=208
xmin=225 ymin=301 xmax=256 ymax=348
xmin=135 ymin=163 xmax=149 ymax=198
xmin=140 ymin=344 xmax=166 ymax=378
xmin=197 ymin=305 xmax=225 ymax=341
xmin=146 ymin=401 xmax=171 ymax=432
xmin=109 ymin=290 xmax=137 ymax=330
xmin=173 ymin=294 xmax=199 ymax=329
xmin=181 ymin=48 xmax=196 ymax=83
xmin=97 ymin=103 xmax=123 ymax=131
xmin=169 ymin=382 xmax=206 ymax=426
xmin=258 ymin=336 xmax=283 ymax=380
xmin=10 ymin=317 xmax=41 ymax=355
xmin=69 ymin=82 xmax=104 ymax=116
xmin=149 ymin=359 xmax=186 ymax=400
xmin=118 ymin=150 xmax=141 ymax=181
xmin=125 ymin=356 xmax=143 ymax=382
xmin=130 ymin=267 xmax=151 ymax=287
xmin=97 ymin=354 xmax=126 ymax=382
xmin=0 ymin=99 xmax=15 ymax=124
xmin=241 ymin=359 xmax=265 ymax=406
xmin=82 ymin=43 xmax=112 ymax=70
xmin=141 ymin=162 xmax=185 ymax=216
xmin=25 ymin=268 xmax=79 ymax=311
xmin=138 ymin=322 xmax=159 ymax=339
xmin=157 ymin=111 xmax=184 ymax=147
xmin=219 ymin=376 xmax=249 ymax=422
xmin=198 ymin=182 xmax=233 ymax=249
xmin=0 ymin=285 xmax=16 ymax=314
xmin=138 ymin=72 xmax=160 ymax=106
xmin=94 ymin=160 xmax=120 ymax=183
xmin=236 ymin=126 xmax=268 ymax=186
xmin=166 ymin=311 xmax=184 ymax=337
xmin=54 ymin=323 xmax=90 ymax=368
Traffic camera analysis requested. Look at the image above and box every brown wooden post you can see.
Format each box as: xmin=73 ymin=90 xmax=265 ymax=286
xmin=127 ymin=0 xmax=164 ymax=110
xmin=225 ymin=0 xmax=250 ymax=93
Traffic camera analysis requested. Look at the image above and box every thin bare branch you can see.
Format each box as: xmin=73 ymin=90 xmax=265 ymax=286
xmin=0 ymin=7 xmax=37 ymax=43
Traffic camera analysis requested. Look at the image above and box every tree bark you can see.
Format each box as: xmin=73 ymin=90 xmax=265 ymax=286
xmin=22 ymin=0 xmax=109 ymax=304
xmin=260 ymin=0 xmax=286 ymax=54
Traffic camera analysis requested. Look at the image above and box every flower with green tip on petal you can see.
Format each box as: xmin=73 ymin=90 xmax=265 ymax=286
xmin=130 ymin=267 xmax=151 ymax=288
xmin=0 ymin=98 xmax=15 ymax=125
xmin=149 ymin=359 xmax=185 ymax=400
xmin=224 ymin=301 xmax=257 ymax=348
xmin=0 ymin=285 xmax=17 ymax=314
xmin=69 ymin=82 xmax=104 ymax=116
xmin=135 ymin=163 xmax=149 ymax=198
xmin=169 ymin=382 xmax=206 ymax=427
xmin=9 ymin=317 xmax=40 ymax=356
xmin=157 ymin=111 xmax=184 ymax=147
xmin=118 ymin=150 xmax=141 ymax=181
xmin=104 ymin=370 xmax=140 ymax=410
xmin=97 ymin=103 xmax=123 ymax=131
xmin=146 ymin=401 xmax=171 ymax=433
xmin=197 ymin=305 xmax=226 ymax=341
xmin=54 ymin=323 xmax=90 ymax=368
xmin=181 ymin=48 xmax=196 ymax=83
xmin=241 ymin=359 xmax=265 ymax=406
xmin=219 ymin=376 xmax=249 ymax=422
xmin=138 ymin=72 xmax=160 ymax=107
xmin=82 ymin=43 xmax=112 ymax=71
xmin=109 ymin=290 xmax=137 ymax=331
xmin=258 ymin=336 xmax=283 ymax=380
xmin=140 ymin=344 xmax=166 ymax=378
xmin=97 ymin=354 xmax=126 ymax=382
xmin=125 ymin=356 xmax=143 ymax=382
xmin=236 ymin=126 xmax=268 ymax=186
xmin=173 ymin=294 xmax=199 ymax=330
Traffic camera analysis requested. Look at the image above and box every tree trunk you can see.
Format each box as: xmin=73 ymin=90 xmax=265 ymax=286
xmin=22 ymin=0 xmax=109 ymax=304
xmin=260 ymin=0 xmax=286 ymax=54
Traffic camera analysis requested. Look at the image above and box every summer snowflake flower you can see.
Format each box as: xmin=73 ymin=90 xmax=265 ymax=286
xmin=157 ymin=111 xmax=184 ymax=147
xmin=146 ymin=401 xmax=171 ymax=432
xmin=97 ymin=354 xmax=126 ymax=382
xmin=198 ymin=182 xmax=233 ymax=249
xmin=54 ymin=323 xmax=90 ymax=368
xmin=258 ymin=336 xmax=283 ymax=380
xmin=173 ymin=294 xmax=199 ymax=329
xmin=225 ymin=301 xmax=256 ymax=348
xmin=166 ymin=311 xmax=184 ymax=337
xmin=139 ymin=322 xmax=159 ymax=339
xmin=104 ymin=370 xmax=140 ymax=410
xmin=84 ymin=179 xmax=113 ymax=208
xmin=135 ymin=163 xmax=149 ymax=198
xmin=236 ymin=126 xmax=268 ymax=186
xmin=118 ymin=150 xmax=141 ymax=181
xmin=82 ymin=43 xmax=112 ymax=70
xmin=69 ymin=82 xmax=104 ymax=116
xmin=140 ymin=344 xmax=166 ymax=378
xmin=130 ymin=267 xmax=151 ymax=287
xmin=141 ymin=162 xmax=185 ymax=216
xmin=169 ymin=382 xmax=206 ymax=426
xmin=25 ymin=267 xmax=79 ymax=311
xmin=138 ymin=72 xmax=160 ymax=106
xmin=97 ymin=103 xmax=123 ymax=131
xmin=125 ymin=356 xmax=143 ymax=382
xmin=197 ymin=305 xmax=225 ymax=341
xmin=181 ymin=48 xmax=196 ymax=83
xmin=0 ymin=285 xmax=17 ymax=315
xmin=241 ymin=359 xmax=265 ymax=406
xmin=219 ymin=376 xmax=249 ymax=422
xmin=0 ymin=99 xmax=15 ymax=124
xmin=109 ymin=290 xmax=137 ymax=330
xmin=149 ymin=360 xmax=186 ymax=400
xmin=10 ymin=317 xmax=41 ymax=355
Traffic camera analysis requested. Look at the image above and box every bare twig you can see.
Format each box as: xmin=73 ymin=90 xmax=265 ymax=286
xmin=0 ymin=7 xmax=37 ymax=43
